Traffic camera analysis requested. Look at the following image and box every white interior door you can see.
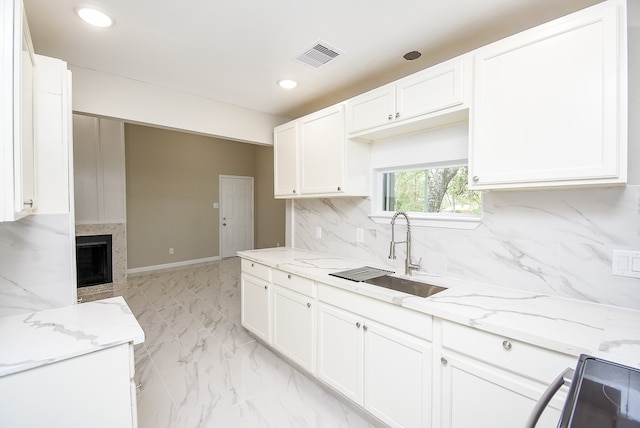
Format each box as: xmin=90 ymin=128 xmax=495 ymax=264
xmin=220 ymin=175 xmax=254 ymax=258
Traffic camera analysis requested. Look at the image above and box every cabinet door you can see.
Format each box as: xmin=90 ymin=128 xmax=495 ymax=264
xmin=317 ymin=303 xmax=364 ymax=405
xmin=469 ymin=2 xmax=625 ymax=190
xmin=1 ymin=0 xmax=36 ymax=221
xmin=440 ymin=352 xmax=564 ymax=428
xmin=396 ymin=59 xmax=464 ymax=122
xmin=0 ymin=343 xmax=136 ymax=427
xmin=299 ymin=104 xmax=345 ymax=195
xmin=273 ymin=120 xmax=298 ymax=197
xmin=240 ymin=273 xmax=270 ymax=343
xmin=364 ymin=321 xmax=432 ymax=428
xmin=271 ymin=285 xmax=315 ymax=373
xmin=347 ymin=84 xmax=395 ymax=134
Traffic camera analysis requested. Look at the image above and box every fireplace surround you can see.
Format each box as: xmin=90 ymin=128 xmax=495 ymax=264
xmin=75 ymin=223 xmax=127 ymax=302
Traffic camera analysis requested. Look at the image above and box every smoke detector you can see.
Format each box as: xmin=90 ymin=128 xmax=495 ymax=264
xmin=296 ymin=41 xmax=343 ymax=68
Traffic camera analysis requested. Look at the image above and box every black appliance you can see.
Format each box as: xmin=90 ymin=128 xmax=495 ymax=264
xmin=527 ymin=354 xmax=640 ymax=427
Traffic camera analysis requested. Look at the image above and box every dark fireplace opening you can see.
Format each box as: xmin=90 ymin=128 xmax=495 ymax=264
xmin=76 ymin=235 xmax=113 ymax=287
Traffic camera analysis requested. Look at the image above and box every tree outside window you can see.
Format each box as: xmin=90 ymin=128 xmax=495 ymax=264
xmin=383 ymin=166 xmax=481 ymax=215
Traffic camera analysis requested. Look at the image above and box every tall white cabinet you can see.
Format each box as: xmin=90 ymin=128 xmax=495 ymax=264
xmin=469 ymin=0 xmax=627 ymax=190
xmin=1 ymin=0 xmax=36 ymax=221
xmin=1 ymin=0 xmax=74 ymax=220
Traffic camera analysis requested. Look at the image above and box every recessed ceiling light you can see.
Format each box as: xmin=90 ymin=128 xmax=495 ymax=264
xmin=75 ymin=7 xmax=114 ymax=27
xmin=278 ymin=80 xmax=298 ymax=89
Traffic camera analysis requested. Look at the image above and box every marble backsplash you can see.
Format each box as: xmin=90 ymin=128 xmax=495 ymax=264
xmin=0 ymin=214 xmax=76 ymax=317
xmin=293 ymin=185 xmax=640 ymax=311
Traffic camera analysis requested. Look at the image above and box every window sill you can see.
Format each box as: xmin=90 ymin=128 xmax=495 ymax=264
xmin=369 ymin=212 xmax=482 ymax=230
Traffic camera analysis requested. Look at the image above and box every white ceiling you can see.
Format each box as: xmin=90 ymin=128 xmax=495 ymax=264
xmin=23 ymin=0 xmax=601 ymax=119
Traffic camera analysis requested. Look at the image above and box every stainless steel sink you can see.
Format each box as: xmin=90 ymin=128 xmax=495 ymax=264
xmin=363 ymin=275 xmax=446 ymax=298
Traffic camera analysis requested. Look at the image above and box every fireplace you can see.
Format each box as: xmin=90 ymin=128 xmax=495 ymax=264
xmin=76 ymin=235 xmax=113 ymax=287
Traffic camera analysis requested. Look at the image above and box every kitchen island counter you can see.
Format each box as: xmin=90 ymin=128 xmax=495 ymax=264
xmin=0 ymin=296 xmax=144 ymax=377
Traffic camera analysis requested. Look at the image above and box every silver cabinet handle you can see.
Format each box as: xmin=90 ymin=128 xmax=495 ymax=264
xmin=264 ymin=285 xmax=268 ymax=290
xmin=356 ymin=322 xmax=361 ymax=328
xmin=135 ymin=382 xmax=142 ymax=391
xmin=472 ymin=175 xmax=479 ymax=182
xmin=441 ymin=357 xmax=448 ymax=366
xmin=362 ymin=325 xmax=368 ymax=332
xmin=395 ymin=112 xmax=400 ymax=119
xmin=292 ymin=189 xmax=296 ymax=194
xmin=23 ymin=199 xmax=34 ymax=207
xmin=388 ymin=114 xmax=393 ymax=120
xmin=223 ymin=223 xmax=227 ymax=226
xmin=306 ymin=302 xmax=311 ymax=308
xmin=337 ymin=186 xmax=341 ymax=191
xmin=251 ymin=263 xmax=254 ymax=267
xmin=287 ymin=274 xmax=291 ymax=279
xmin=502 ymin=340 xmax=512 ymax=350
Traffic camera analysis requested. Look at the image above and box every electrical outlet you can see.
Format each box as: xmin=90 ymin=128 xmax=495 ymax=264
xmin=169 ymin=247 xmax=174 ymax=255
xmin=356 ymin=228 xmax=364 ymax=243
xmin=315 ymin=226 xmax=322 ymax=239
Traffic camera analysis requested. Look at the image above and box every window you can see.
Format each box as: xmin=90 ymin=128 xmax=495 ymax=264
xmin=382 ymin=165 xmax=481 ymax=215
xmin=369 ymin=122 xmax=481 ymax=228
xmin=372 ymin=163 xmax=482 ymax=229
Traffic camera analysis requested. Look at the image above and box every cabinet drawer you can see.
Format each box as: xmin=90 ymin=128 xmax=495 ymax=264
xmin=241 ymin=259 xmax=270 ymax=282
xmin=318 ymin=283 xmax=432 ymax=341
xmin=272 ymin=269 xmax=315 ymax=297
xmin=441 ymin=321 xmax=576 ymax=383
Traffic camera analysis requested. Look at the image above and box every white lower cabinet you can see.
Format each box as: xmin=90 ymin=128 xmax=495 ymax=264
xmin=440 ymin=352 xmax=564 ymax=428
xmin=238 ymin=257 xmax=581 ymax=428
xmin=317 ymin=301 xmax=432 ymax=428
xmin=317 ymin=302 xmax=364 ymax=403
xmin=240 ymin=260 xmax=271 ymax=344
xmin=0 ymin=342 xmax=138 ymax=427
xmin=271 ymin=284 xmax=315 ymax=373
xmin=438 ymin=320 xmax=575 ymax=428
xmin=364 ymin=320 xmax=432 ymax=428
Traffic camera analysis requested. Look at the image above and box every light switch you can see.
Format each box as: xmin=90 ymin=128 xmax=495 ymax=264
xmin=618 ymin=255 xmax=630 ymax=271
xmin=612 ymin=250 xmax=640 ymax=279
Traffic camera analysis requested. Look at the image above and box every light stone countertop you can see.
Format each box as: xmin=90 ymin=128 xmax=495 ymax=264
xmin=238 ymin=247 xmax=640 ymax=368
xmin=0 ymin=296 xmax=144 ymax=377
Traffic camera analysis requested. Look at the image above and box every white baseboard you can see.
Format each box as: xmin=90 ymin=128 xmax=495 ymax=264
xmin=127 ymin=256 xmax=221 ymax=275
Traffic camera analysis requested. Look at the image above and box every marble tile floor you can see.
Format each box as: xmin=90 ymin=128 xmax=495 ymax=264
xmin=110 ymin=257 xmax=384 ymax=428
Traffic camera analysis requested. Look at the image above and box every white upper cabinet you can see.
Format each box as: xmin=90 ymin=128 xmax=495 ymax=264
xmin=273 ymin=120 xmax=299 ymax=197
xmin=274 ymin=104 xmax=370 ymax=199
xmin=347 ymin=58 xmax=468 ymax=140
xmin=1 ymin=0 xmax=36 ymax=221
xmin=469 ymin=0 xmax=627 ymax=190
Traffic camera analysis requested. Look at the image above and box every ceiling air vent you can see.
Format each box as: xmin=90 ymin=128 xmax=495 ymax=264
xmin=296 ymin=42 xmax=343 ymax=68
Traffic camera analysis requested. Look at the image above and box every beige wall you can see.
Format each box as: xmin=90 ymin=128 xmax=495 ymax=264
xmin=254 ymin=145 xmax=286 ymax=249
xmin=125 ymin=124 xmax=285 ymax=269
